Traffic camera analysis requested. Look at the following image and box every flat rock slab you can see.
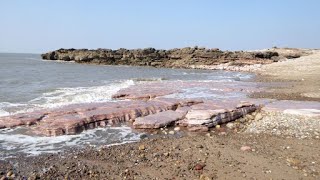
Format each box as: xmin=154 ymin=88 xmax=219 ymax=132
xmin=112 ymin=82 xmax=180 ymax=100
xmin=0 ymin=99 xmax=201 ymax=136
xmin=186 ymin=109 xmax=227 ymax=120
xmin=263 ymin=100 xmax=320 ymax=111
xmin=181 ymin=101 xmax=258 ymax=131
xmin=283 ymin=109 xmax=320 ymax=117
xmin=133 ymin=110 xmax=186 ymax=129
xmin=262 ymin=100 xmax=320 ymax=117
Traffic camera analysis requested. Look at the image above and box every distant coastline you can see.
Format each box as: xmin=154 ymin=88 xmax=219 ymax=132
xmin=41 ymin=47 xmax=309 ymax=71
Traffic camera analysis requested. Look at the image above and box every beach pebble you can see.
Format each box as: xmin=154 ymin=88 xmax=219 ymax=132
xmin=6 ymin=171 xmax=13 ymax=177
xmin=247 ymin=114 xmax=254 ymax=120
xmin=226 ymin=122 xmax=235 ymax=129
xmin=240 ymin=146 xmax=251 ymax=151
xmin=196 ymin=144 xmax=204 ymax=149
xmin=199 ymin=174 xmax=211 ymax=180
xmin=174 ymin=127 xmax=181 ymax=131
xmin=254 ymin=113 xmax=263 ymax=121
xmin=138 ymin=145 xmax=145 ymax=151
xmin=239 ymin=118 xmax=247 ymax=123
xmin=194 ymin=163 xmax=206 ymax=171
xmin=169 ymin=131 xmax=175 ymax=135
xmin=215 ymin=125 xmax=221 ymax=129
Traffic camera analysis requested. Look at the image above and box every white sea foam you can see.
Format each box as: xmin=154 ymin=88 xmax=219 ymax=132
xmin=0 ymin=109 xmax=9 ymax=116
xmin=0 ymin=126 xmax=141 ymax=158
xmin=30 ymin=80 xmax=134 ymax=108
xmin=164 ymin=87 xmax=245 ymax=99
xmin=0 ymin=80 xmax=135 ymax=117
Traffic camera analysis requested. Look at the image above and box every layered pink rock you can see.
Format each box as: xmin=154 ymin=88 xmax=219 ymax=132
xmin=0 ymin=99 xmax=202 ymax=136
xmin=133 ymin=110 xmax=186 ymax=129
xmin=112 ymin=83 xmax=180 ymax=100
xmin=177 ymin=101 xmax=258 ymax=132
xmin=0 ymin=112 xmax=47 ymax=129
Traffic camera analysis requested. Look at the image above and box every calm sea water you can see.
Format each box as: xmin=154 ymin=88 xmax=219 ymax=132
xmin=0 ymin=53 xmax=253 ymax=158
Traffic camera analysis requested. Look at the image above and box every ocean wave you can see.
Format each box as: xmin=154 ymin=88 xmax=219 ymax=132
xmin=0 ymin=80 xmax=135 ymax=116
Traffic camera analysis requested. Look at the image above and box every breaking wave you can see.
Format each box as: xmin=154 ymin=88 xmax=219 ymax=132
xmin=0 ymin=80 xmax=134 ymax=117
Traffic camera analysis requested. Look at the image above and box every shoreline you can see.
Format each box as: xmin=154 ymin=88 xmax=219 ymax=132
xmin=0 ymin=48 xmax=320 ymax=179
xmin=2 ymin=131 xmax=319 ymax=179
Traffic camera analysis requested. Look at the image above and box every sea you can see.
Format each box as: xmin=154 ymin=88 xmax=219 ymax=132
xmin=0 ymin=53 xmax=253 ymax=158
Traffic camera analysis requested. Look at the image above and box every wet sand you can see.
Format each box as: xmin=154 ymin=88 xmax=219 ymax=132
xmin=2 ymin=131 xmax=319 ymax=179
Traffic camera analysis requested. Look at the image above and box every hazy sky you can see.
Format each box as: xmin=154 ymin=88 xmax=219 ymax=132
xmin=0 ymin=0 xmax=319 ymax=53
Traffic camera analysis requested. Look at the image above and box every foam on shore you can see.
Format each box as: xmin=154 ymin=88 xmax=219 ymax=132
xmin=0 ymin=80 xmax=135 ymax=117
xmin=0 ymin=126 xmax=141 ymax=159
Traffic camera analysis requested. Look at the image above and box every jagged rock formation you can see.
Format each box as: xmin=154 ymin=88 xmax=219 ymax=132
xmin=41 ymin=47 xmax=280 ymax=68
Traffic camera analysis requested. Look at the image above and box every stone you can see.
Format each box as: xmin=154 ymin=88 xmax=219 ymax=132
xmin=226 ymin=122 xmax=235 ymax=129
xmin=169 ymin=131 xmax=175 ymax=135
xmin=240 ymin=146 xmax=251 ymax=151
xmin=112 ymin=87 xmax=178 ymax=100
xmin=140 ymin=134 xmax=148 ymax=139
xmin=199 ymin=174 xmax=211 ymax=180
xmin=194 ymin=163 xmax=206 ymax=171
xmin=185 ymin=110 xmax=222 ymax=120
xmin=219 ymin=132 xmax=227 ymax=136
xmin=133 ymin=110 xmax=185 ymax=129
xmin=239 ymin=118 xmax=246 ymax=123
xmin=174 ymin=127 xmax=181 ymax=131
xmin=9 ymin=174 xmax=15 ymax=179
xmin=187 ymin=119 xmax=213 ymax=125
xmin=6 ymin=171 xmax=13 ymax=177
xmin=246 ymin=114 xmax=254 ymax=120
xmin=188 ymin=126 xmax=209 ymax=132
xmin=236 ymin=102 xmax=255 ymax=108
xmin=254 ymin=113 xmax=263 ymax=121
xmin=286 ymin=158 xmax=301 ymax=167
xmin=138 ymin=145 xmax=145 ymax=151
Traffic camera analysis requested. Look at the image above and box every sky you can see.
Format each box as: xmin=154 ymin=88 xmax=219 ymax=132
xmin=0 ymin=0 xmax=319 ymax=53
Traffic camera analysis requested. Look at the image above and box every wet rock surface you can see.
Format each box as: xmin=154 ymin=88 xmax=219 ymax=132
xmin=133 ymin=110 xmax=186 ymax=129
xmin=0 ymin=98 xmax=201 ymax=136
xmin=1 ymin=79 xmax=319 ymax=137
xmin=0 ymin=97 xmax=258 ymax=136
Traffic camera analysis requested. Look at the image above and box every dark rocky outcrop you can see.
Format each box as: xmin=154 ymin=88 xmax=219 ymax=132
xmin=41 ymin=47 xmax=280 ymax=68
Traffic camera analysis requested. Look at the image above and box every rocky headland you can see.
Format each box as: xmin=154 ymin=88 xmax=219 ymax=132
xmin=41 ymin=47 xmax=303 ymax=71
